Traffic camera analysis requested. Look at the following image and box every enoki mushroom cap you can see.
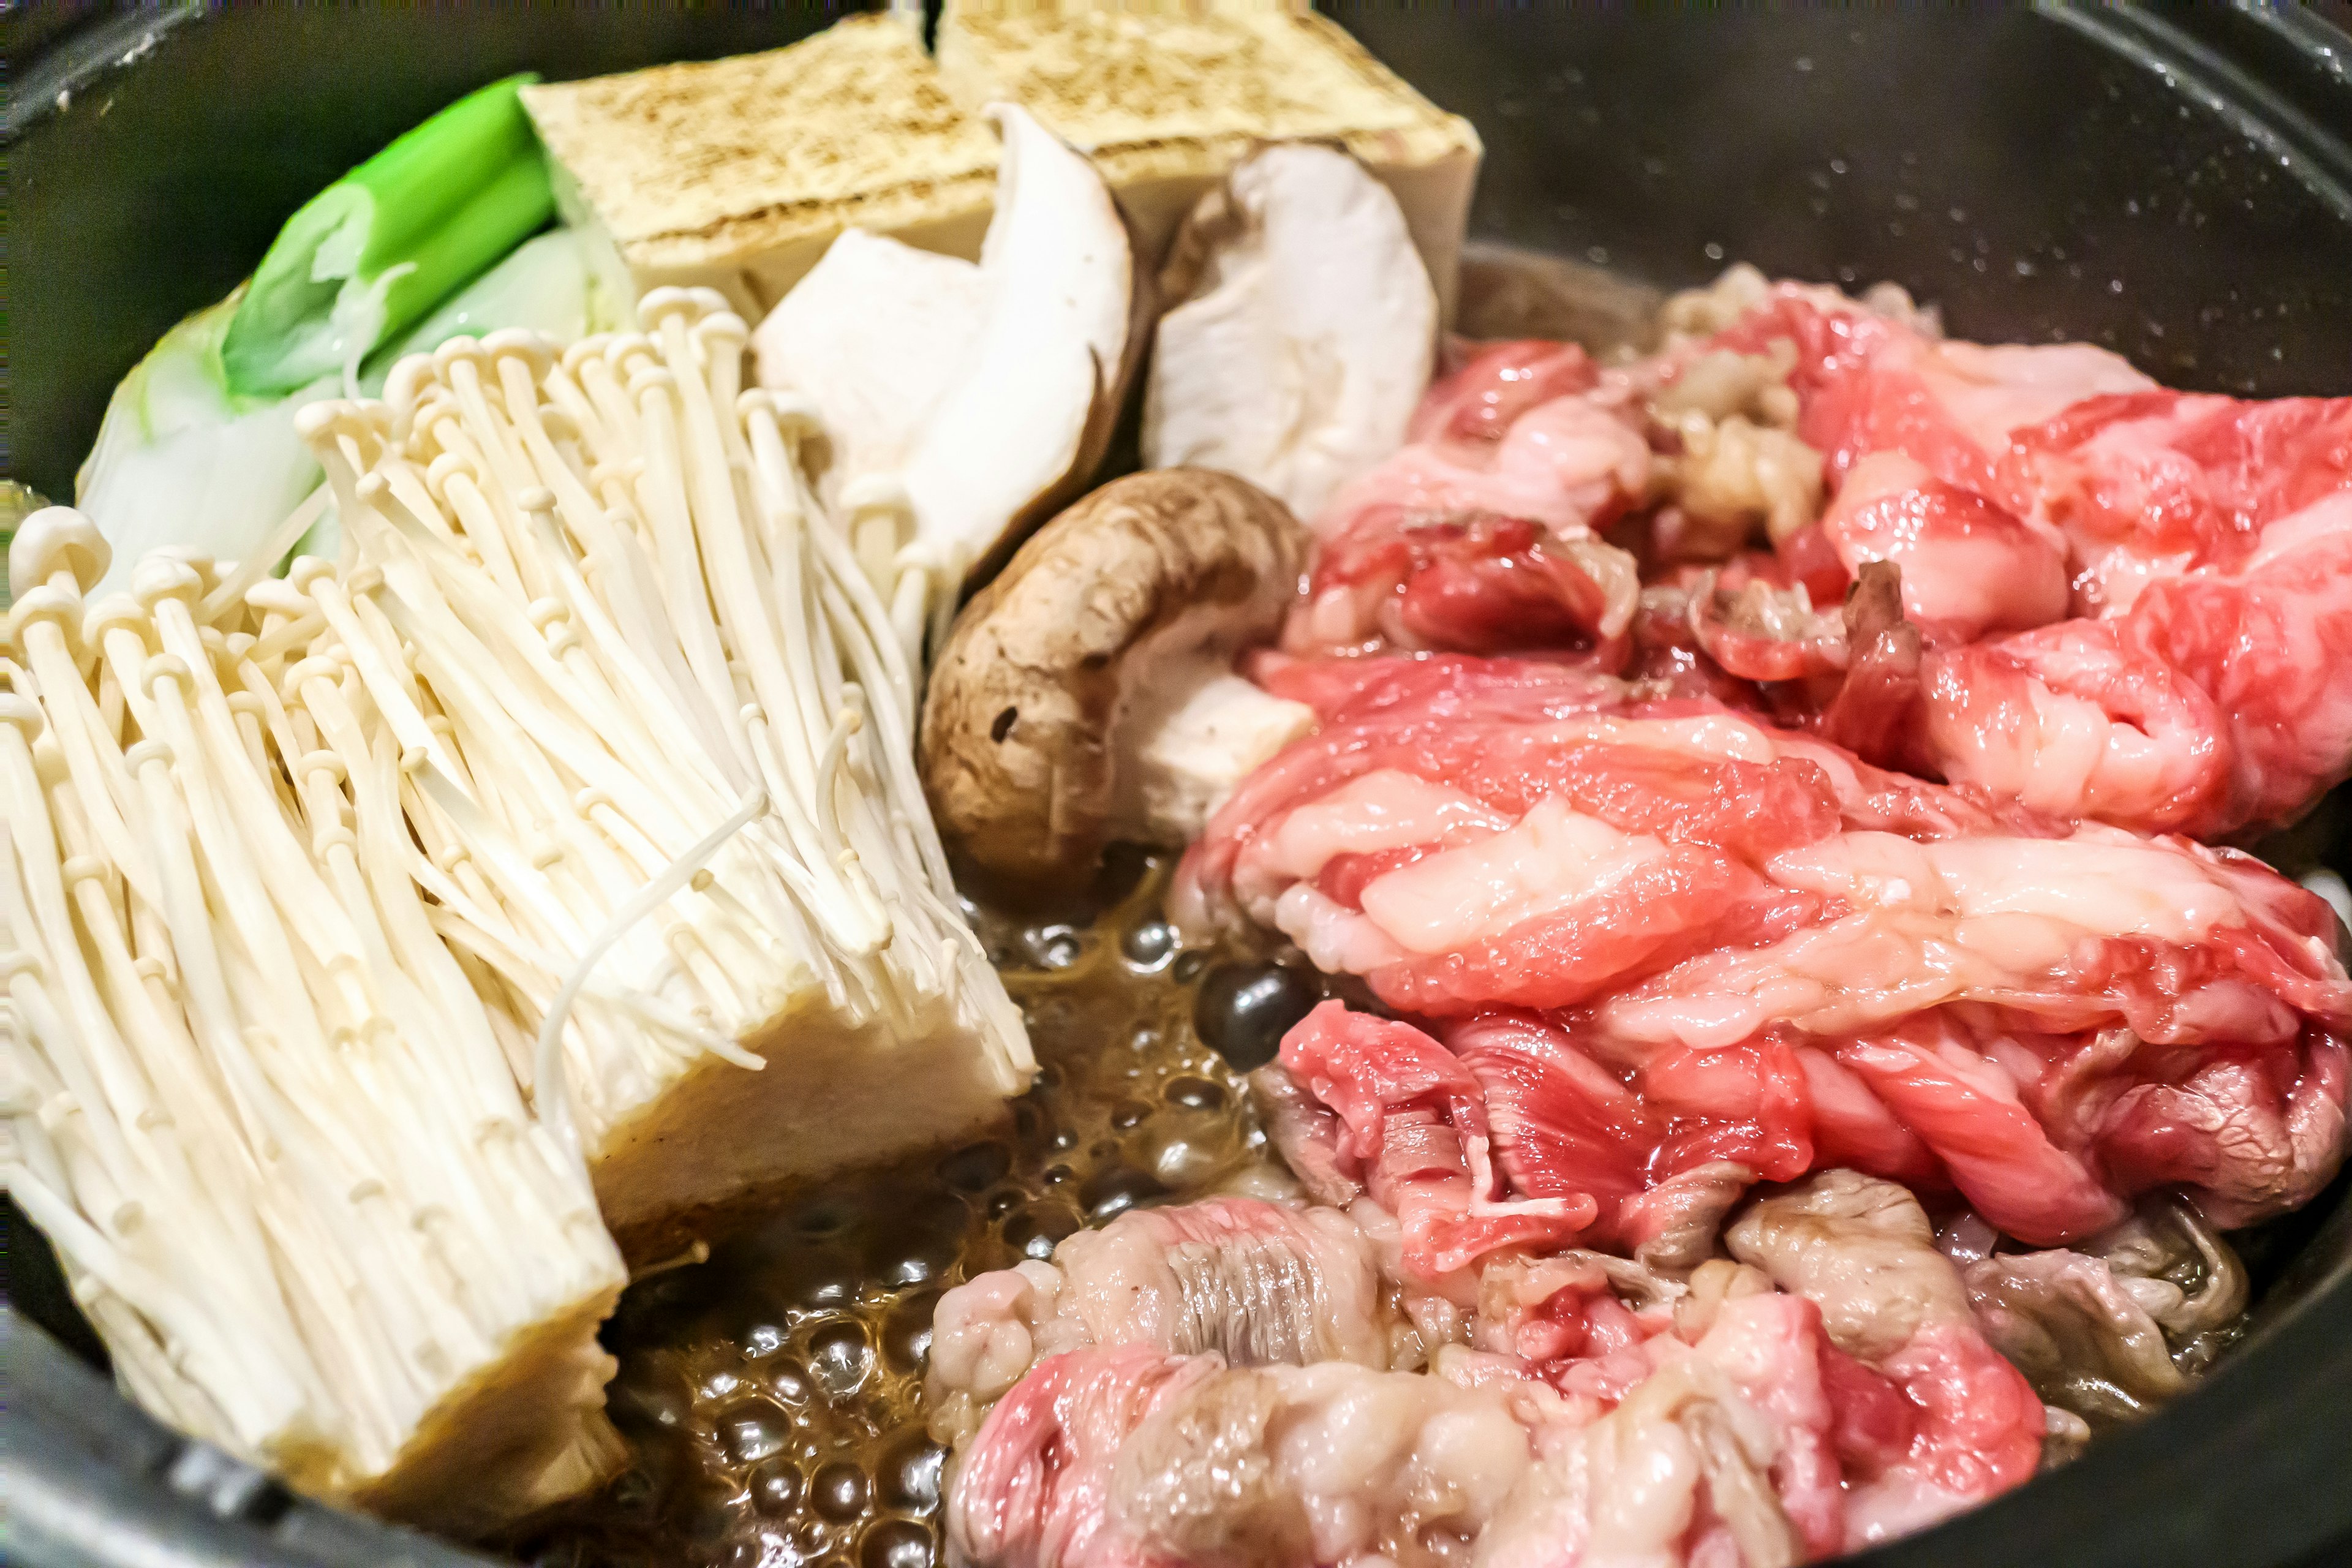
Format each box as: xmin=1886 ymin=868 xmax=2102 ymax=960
xmin=10 ymin=506 xmax=112 ymax=600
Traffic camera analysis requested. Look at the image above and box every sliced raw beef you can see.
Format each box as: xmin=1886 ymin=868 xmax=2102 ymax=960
xmin=1262 ymin=1008 xmax=1596 ymax=1280
xmin=1722 ymin=1172 xmax=2044 ymax=1545
xmin=1959 ymin=1196 xmax=2247 ymax=1425
xmin=944 ymin=271 xmax=2347 ymax=1568
xmin=946 ymin=1344 xmax=1540 ymax=1568
xmin=1284 ymin=340 xmax=1651 ymax=661
xmin=925 ymin=1197 xmax=1396 ymax=1442
xmin=1175 ymin=658 xmax=2351 ymax=1250
xmin=1300 ymin=276 xmax=2352 ymax=837
xmin=1474 ymin=1296 xmax=1823 ymax=1568
xmin=944 ymin=1174 xmax=2043 ymax=1568
xmin=1678 ymin=285 xmax=2352 ymax=835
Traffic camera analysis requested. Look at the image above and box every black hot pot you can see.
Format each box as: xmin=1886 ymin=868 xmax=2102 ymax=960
xmin=5 ymin=7 xmax=2349 ymax=1568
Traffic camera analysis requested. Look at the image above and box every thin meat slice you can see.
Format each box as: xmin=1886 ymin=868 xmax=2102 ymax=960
xmin=1471 ymin=1250 xmax=1681 ymax=1378
xmin=1180 ymin=657 xmax=2351 ymax=1242
xmin=1917 ymin=617 xmax=2230 ymax=834
xmin=946 ymin=1345 xmax=1215 ymax=1568
xmin=1817 ymin=452 xmax=2070 ymax=641
xmin=1703 ymin=284 xmax=2157 ymax=501
xmin=1685 ymin=570 xmax=1851 ymax=687
xmin=2096 ymin=1030 xmax=2350 ymax=1227
xmin=1248 ymin=649 xmax=1640 ymax=729
xmin=1317 ymin=384 xmax=1651 ymax=542
xmin=2011 ymin=389 xmax=2352 ymax=609
xmin=1412 ymin=339 xmax=1604 ymax=445
xmin=1284 ymin=344 xmax=1650 ymax=660
xmin=948 ymin=1281 xmax=2011 ymax=1568
xmin=1247 ymin=1063 xmax=1363 ymax=1208
xmin=1363 ymin=843 xmax=1781 ymax=1016
xmin=1964 ymin=1249 xmax=2186 ymax=1422
xmin=1702 ymin=285 xmax=2352 ymax=836
xmin=1474 ymin=1279 xmax=1988 ymax=1566
xmin=929 ymin=1261 xmax=1093 ymax=1445
xmin=945 ymin=1182 xmax=2051 ymax=1568
xmin=1278 ymin=1001 xmax=1591 ymax=1284
xmin=1964 ymin=1195 xmax=2252 ymax=1424
xmin=1924 ymin=488 xmax=2352 ymax=837
xmin=926 ymin=1197 xmax=1396 ymax=1442
xmin=1826 ymin=1025 xmax=2127 ymax=1242
xmin=1724 ymin=1171 xmax=2045 ymax=1548
xmin=1289 ymin=510 xmax=1643 ymax=661
xmin=1449 ymin=1014 xmax=1795 ymax=1262
xmin=948 ymin=1345 xmax=1542 ymax=1568
xmin=1448 ymin=1012 xmax=1661 ymax=1250
xmin=1348 ymin=277 xmax=2352 ymax=835
xmin=1479 ymin=1318 xmax=1814 ymax=1568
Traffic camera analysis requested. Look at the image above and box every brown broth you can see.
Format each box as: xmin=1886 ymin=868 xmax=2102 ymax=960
xmin=519 ymin=854 xmax=1319 ymax=1568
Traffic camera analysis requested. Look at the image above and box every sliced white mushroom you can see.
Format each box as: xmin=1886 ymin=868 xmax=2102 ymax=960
xmin=1144 ymin=143 xmax=1438 ymax=524
xmin=902 ymin=102 xmax=1145 ymax=587
xmin=748 ymin=229 xmax=989 ymax=497
xmin=750 ymin=103 xmax=1144 ymax=594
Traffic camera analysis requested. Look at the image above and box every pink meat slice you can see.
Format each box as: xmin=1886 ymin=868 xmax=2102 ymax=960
xmin=1817 ymin=451 xmax=2071 ymax=641
xmin=1722 ymin=1171 xmax=2045 ymax=1548
xmin=1182 ymin=660 xmax=2351 ymax=1251
xmin=1288 ymin=508 xmax=1643 ymax=662
xmin=1705 ymin=286 xmax=2160 ymax=504
xmin=926 ymin=1196 xmax=1398 ymax=1427
xmin=1473 ymin=1294 xmax=1834 ymax=1568
xmin=1920 ymin=486 xmax=2352 ymax=836
xmin=947 ymin=1344 xmax=1213 ymax=1568
xmin=1703 ymin=287 xmax=2352 ymax=837
xmin=1317 ymin=282 xmax=2352 ymax=835
xmin=949 ymin=1344 xmax=1544 ymax=1568
xmin=941 ymin=1317 xmax=1815 ymax=1568
xmin=1284 ymin=338 xmax=1652 ymax=662
xmin=1412 ymin=339 xmax=1610 ymax=446
xmin=1275 ymin=1002 xmax=1591 ymax=1282
xmin=946 ymin=1186 xmax=2044 ymax=1568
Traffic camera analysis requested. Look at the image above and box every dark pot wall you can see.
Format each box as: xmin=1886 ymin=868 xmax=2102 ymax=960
xmin=1344 ymin=7 xmax=2352 ymax=393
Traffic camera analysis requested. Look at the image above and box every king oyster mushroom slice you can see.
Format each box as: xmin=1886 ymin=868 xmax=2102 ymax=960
xmin=747 ymin=230 xmax=989 ymax=496
xmin=754 ymin=102 xmax=1148 ymax=592
xmin=919 ymin=469 xmax=1314 ymax=888
xmin=1144 ymin=142 xmax=1439 ymax=524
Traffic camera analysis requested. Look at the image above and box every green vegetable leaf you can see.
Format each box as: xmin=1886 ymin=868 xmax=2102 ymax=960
xmin=220 ymin=73 xmax=554 ymax=399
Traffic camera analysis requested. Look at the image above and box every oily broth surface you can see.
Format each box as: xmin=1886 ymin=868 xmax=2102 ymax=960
xmin=522 ymin=855 xmax=1320 ymax=1568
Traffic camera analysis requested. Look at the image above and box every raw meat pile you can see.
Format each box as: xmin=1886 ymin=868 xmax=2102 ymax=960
xmin=1177 ymin=656 xmax=2349 ymax=1252
xmin=934 ymin=272 xmax=2352 ymax=1568
xmin=1289 ymin=271 xmax=2352 ymax=840
xmin=932 ymin=1180 xmax=2043 ymax=1568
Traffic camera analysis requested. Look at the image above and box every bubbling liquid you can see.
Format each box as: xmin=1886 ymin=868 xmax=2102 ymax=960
xmin=521 ymin=854 xmax=1335 ymax=1568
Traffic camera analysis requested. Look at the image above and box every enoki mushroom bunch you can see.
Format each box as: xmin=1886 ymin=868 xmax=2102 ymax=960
xmin=4 ymin=516 xmax=627 ymax=1528
xmin=1 ymin=287 xmax=1031 ymax=1529
xmin=300 ymin=289 xmax=1028 ymax=1196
